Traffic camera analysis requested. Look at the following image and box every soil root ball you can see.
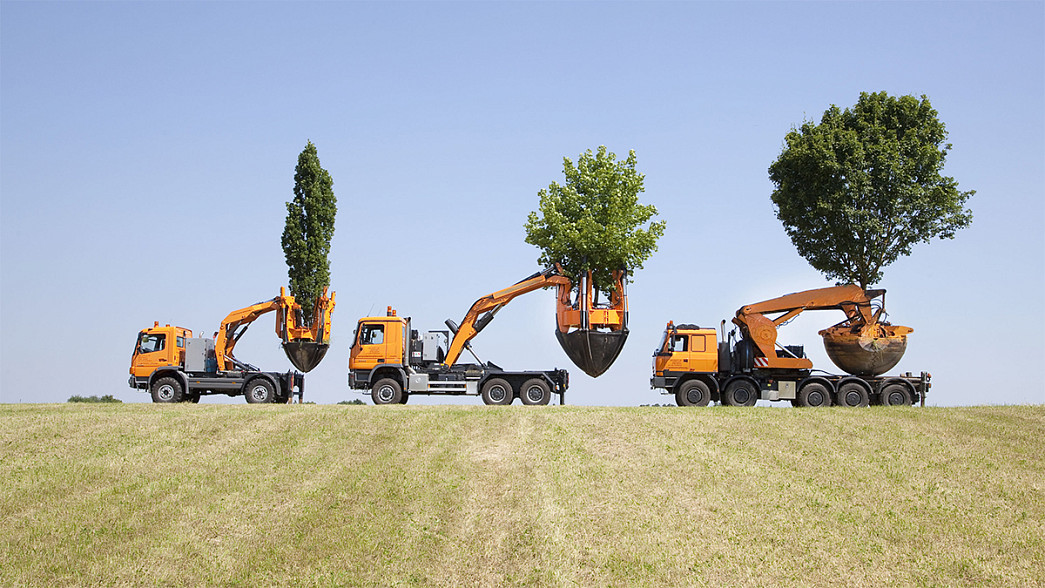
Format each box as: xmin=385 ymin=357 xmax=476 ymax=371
xmin=820 ymin=324 xmax=912 ymax=376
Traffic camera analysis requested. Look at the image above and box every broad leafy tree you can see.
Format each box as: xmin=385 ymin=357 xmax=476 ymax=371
xmin=769 ymin=92 xmax=973 ymax=289
xmin=525 ymin=146 xmax=665 ymax=293
xmin=282 ymin=141 xmax=337 ymax=323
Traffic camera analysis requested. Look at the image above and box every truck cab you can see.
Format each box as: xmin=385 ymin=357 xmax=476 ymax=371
xmin=130 ymin=323 xmax=191 ymax=378
xmin=349 ymin=312 xmax=409 ymax=372
xmin=653 ymin=323 xmax=719 ymax=378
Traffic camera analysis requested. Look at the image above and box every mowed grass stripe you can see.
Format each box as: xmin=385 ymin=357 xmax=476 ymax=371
xmin=1 ymin=404 xmax=1042 ymax=586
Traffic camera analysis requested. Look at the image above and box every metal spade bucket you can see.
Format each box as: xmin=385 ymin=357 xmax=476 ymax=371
xmin=555 ymin=328 xmax=629 ymax=378
xmin=282 ymin=341 xmax=330 ymax=373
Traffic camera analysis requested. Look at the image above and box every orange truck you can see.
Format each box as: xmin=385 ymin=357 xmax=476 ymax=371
xmin=651 ymin=285 xmax=930 ymax=407
xmin=348 ymin=266 xmax=628 ymax=405
xmin=129 ymin=288 xmax=334 ymax=403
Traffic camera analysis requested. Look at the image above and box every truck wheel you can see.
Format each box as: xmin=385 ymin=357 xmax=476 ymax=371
xmin=676 ymin=380 xmax=711 ymax=407
xmin=836 ymin=382 xmax=869 ymax=407
xmin=151 ymin=377 xmax=183 ymax=403
xmin=722 ymin=379 xmax=757 ymax=407
xmin=880 ymin=384 xmax=912 ymax=406
xmin=520 ymin=378 xmax=551 ymax=406
xmin=797 ymin=382 xmax=831 ymax=407
xmin=372 ymin=378 xmax=403 ymax=405
xmin=481 ymin=378 xmax=513 ymax=405
xmin=186 ymin=392 xmax=201 ymax=404
xmin=245 ymin=379 xmax=276 ymax=403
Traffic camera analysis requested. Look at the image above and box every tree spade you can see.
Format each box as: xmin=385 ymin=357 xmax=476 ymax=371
xmin=525 ymin=146 xmax=665 ymax=293
xmin=768 ymin=92 xmax=973 ymax=289
xmin=282 ymin=141 xmax=337 ymax=324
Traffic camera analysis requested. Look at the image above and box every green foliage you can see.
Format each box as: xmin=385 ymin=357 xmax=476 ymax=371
xmin=337 ymin=399 xmax=366 ymax=405
xmin=525 ymin=146 xmax=666 ymax=292
xmin=67 ymin=395 xmax=122 ymax=403
xmin=282 ymin=141 xmax=337 ymax=323
xmin=768 ymin=92 xmax=974 ymax=289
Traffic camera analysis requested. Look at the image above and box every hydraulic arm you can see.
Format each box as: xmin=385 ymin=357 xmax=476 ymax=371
xmin=442 ymin=267 xmax=571 ymax=367
xmin=440 ymin=265 xmax=629 ymax=377
xmin=732 ymin=285 xmax=911 ymax=374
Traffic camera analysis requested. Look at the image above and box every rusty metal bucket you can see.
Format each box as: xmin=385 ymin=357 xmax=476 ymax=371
xmin=555 ymin=328 xmax=629 ymax=378
xmin=282 ymin=341 xmax=330 ymax=373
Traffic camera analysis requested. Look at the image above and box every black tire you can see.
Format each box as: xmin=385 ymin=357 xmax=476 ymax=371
xmin=676 ymin=380 xmax=711 ymax=407
xmin=371 ymin=378 xmax=403 ymax=405
xmin=481 ymin=378 xmax=513 ymax=406
xmin=520 ymin=378 xmax=551 ymax=406
xmin=836 ymin=382 xmax=870 ymax=407
xmin=186 ymin=392 xmax=201 ymax=404
xmin=399 ymin=392 xmax=410 ymax=404
xmin=880 ymin=383 xmax=913 ymax=406
xmin=722 ymin=379 xmax=758 ymax=407
xmin=151 ymin=377 xmax=183 ymax=403
xmin=796 ymin=382 xmax=832 ymax=407
xmin=245 ymin=378 xmax=276 ymax=403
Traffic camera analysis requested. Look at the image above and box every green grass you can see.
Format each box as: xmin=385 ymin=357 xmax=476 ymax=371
xmin=2 ymin=404 xmax=1043 ymax=586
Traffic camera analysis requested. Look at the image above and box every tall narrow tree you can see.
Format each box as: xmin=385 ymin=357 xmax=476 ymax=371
xmin=282 ymin=141 xmax=337 ymax=323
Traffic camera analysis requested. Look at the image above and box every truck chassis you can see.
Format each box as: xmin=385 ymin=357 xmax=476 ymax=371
xmin=652 ymin=368 xmax=930 ymax=407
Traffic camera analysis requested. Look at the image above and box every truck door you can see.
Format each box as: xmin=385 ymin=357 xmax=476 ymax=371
xmin=687 ymin=334 xmax=717 ymax=373
xmin=351 ymin=322 xmax=390 ymax=371
xmin=663 ymin=332 xmax=718 ymax=374
xmin=131 ymin=330 xmax=174 ymax=377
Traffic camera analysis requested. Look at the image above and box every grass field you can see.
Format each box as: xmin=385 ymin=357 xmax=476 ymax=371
xmin=2 ymin=404 xmax=1043 ymax=586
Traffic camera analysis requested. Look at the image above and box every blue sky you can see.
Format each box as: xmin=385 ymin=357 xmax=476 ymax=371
xmin=2 ymin=1 xmax=1042 ymax=406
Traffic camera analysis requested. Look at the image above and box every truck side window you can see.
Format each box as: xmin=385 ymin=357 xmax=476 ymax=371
xmin=138 ymin=334 xmax=166 ymax=354
xmin=361 ymin=324 xmax=384 ymax=345
xmin=671 ymin=335 xmax=688 ymax=352
xmin=692 ymin=335 xmax=706 ymax=352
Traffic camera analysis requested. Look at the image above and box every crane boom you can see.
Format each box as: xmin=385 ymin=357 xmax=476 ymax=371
xmin=732 ymin=285 xmax=902 ymax=371
xmin=442 ymin=267 xmax=571 ymax=367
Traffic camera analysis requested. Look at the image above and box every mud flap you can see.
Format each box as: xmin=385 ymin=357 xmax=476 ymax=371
xmin=555 ymin=329 xmax=629 ymax=378
xmin=282 ymin=341 xmax=330 ymax=373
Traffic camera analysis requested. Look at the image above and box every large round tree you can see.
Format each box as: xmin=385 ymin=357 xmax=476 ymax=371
xmin=768 ymin=92 xmax=973 ymax=289
xmin=282 ymin=141 xmax=337 ymax=323
xmin=525 ymin=146 xmax=665 ymax=293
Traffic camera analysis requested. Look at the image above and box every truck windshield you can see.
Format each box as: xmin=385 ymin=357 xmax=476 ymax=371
xmin=137 ymin=333 xmax=165 ymax=354
xmin=655 ymin=331 xmax=669 ymax=355
xmin=360 ymin=324 xmax=384 ymax=345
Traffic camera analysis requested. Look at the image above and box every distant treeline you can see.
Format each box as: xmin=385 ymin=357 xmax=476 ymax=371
xmin=68 ymin=395 xmax=122 ymax=403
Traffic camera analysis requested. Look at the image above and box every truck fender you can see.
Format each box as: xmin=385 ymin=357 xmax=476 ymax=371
xmin=837 ymin=376 xmax=872 ymax=395
xmin=242 ymin=373 xmax=280 ymax=396
xmin=878 ymin=377 xmax=917 ymax=399
xmin=367 ymin=366 xmax=407 ymax=389
xmin=148 ymin=368 xmax=188 ymax=393
xmin=721 ymin=375 xmax=760 ymax=404
xmin=674 ymin=374 xmax=720 ymax=396
xmin=521 ymin=372 xmax=566 ymax=395
xmin=798 ymin=376 xmax=835 ymax=395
